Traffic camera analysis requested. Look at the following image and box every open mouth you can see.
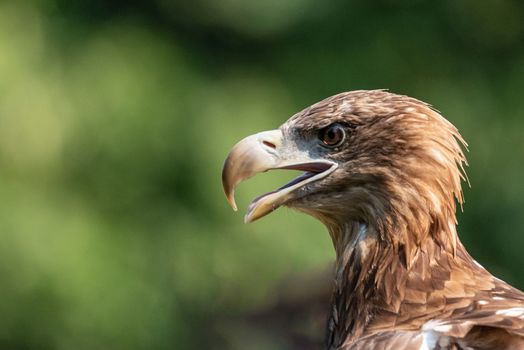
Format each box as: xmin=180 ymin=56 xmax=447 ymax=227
xmin=249 ymin=163 xmax=333 ymax=206
xmin=244 ymin=161 xmax=337 ymax=222
xmin=221 ymin=129 xmax=338 ymax=223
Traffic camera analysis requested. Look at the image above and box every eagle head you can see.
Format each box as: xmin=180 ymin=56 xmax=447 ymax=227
xmin=222 ymin=90 xmax=468 ymax=251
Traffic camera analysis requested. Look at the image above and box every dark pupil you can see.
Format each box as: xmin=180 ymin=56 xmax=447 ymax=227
xmin=323 ymin=126 xmax=342 ymax=145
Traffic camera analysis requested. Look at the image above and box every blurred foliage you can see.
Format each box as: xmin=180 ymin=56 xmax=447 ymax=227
xmin=0 ymin=0 xmax=523 ymax=349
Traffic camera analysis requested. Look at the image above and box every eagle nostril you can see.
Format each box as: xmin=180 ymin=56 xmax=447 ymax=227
xmin=262 ymin=140 xmax=276 ymax=150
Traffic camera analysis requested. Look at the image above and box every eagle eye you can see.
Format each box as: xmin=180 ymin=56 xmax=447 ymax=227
xmin=318 ymin=123 xmax=346 ymax=148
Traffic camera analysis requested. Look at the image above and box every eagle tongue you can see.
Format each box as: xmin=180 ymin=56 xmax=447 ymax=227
xmin=277 ymin=171 xmax=316 ymax=191
xmin=249 ymin=171 xmax=316 ymax=208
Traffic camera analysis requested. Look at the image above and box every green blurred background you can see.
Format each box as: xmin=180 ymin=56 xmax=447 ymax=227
xmin=1 ymin=0 xmax=523 ymax=349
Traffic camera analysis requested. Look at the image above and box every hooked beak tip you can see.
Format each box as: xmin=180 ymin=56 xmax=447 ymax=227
xmin=222 ymin=156 xmax=238 ymax=211
xmin=226 ymin=194 xmax=238 ymax=211
xmin=222 ymin=178 xmax=238 ymax=211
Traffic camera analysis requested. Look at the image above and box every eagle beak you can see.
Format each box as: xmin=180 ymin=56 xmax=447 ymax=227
xmin=222 ymin=129 xmax=337 ymax=223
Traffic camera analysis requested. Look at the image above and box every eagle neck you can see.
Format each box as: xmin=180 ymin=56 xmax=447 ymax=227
xmin=326 ymin=215 xmax=482 ymax=349
xmin=327 ymin=221 xmax=382 ymax=347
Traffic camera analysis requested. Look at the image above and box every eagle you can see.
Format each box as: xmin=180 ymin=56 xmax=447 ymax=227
xmin=221 ymin=90 xmax=524 ymax=349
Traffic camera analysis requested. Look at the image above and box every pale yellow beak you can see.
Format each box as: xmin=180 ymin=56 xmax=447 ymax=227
xmin=222 ymin=129 xmax=337 ymax=223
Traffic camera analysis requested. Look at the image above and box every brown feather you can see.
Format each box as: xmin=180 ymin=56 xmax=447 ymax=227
xmin=278 ymin=91 xmax=524 ymax=349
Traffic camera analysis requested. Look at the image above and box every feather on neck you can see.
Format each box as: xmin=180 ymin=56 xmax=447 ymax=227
xmin=324 ymin=206 xmax=491 ymax=349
